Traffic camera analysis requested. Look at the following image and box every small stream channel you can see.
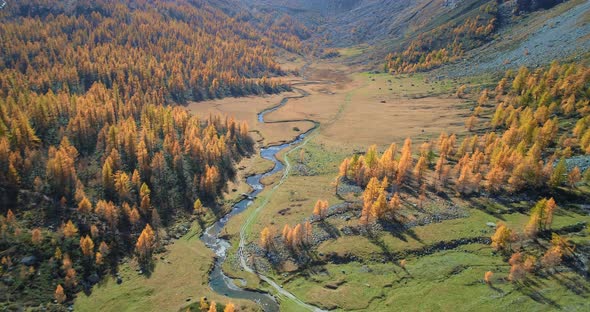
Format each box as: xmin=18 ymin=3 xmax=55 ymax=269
xmin=200 ymin=90 xmax=315 ymax=312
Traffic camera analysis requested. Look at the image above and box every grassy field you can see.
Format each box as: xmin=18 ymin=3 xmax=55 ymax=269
xmin=259 ymin=177 xmax=590 ymax=311
xmin=257 ymin=152 xmax=590 ymax=311
xmin=336 ymin=45 xmax=369 ymax=59
xmin=282 ymin=244 xmax=590 ymax=311
xmin=215 ymin=58 xmax=590 ymax=311
xmin=288 ymin=60 xmax=492 ymax=151
xmin=266 ymin=64 xmax=487 ymax=151
xmin=315 ymin=206 xmax=590 ymax=258
xmin=73 ymin=220 xmax=257 ymax=312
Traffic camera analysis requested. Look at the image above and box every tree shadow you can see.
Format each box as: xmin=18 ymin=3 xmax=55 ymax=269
xmin=488 ymin=284 xmax=504 ymax=294
xmin=550 ymin=272 xmax=590 ymax=297
xmin=380 ymin=220 xmax=423 ymax=244
xmin=208 ymin=200 xmax=226 ymax=219
xmin=549 ymin=187 xmax=590 ymax=215
xmin=266 ymin=243 xmax=322 ymax=274
xmin=300 ymin=261 xmax=326 ymax=276
xmin=516 ymin=278 xmax=561 ymax=309
xmin=364 ymin=234 xmax=416 ymax=278
xmin=318 ymin=221 xmax=341 ymax=239
xmin=522 ymin=276 xmax=544 ymax=288
xmin=265 ymin=251 xmax=285 ymax=273
xmin=252 ymin=255 xmax=260 ymax=273
xmin=138 ymin=259 xmax=155 ymax=278
xmin=433 ymin=189 xmax=452 ymax=201
xmin=400 ymin=267 xmax=412 ymax=277
xmin=368 ymin=234 xmax=394 ymax=261
xmin=465 ymin=197 xmax=507 ymax=221
xmin=196 ymin=215 xmax=206 ymax=233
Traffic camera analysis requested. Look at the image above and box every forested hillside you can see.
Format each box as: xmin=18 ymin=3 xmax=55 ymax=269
xmin=0 ymin=0 xmax=294 ymax=103
xmin=385 ymin=1 xmax=498 ymax=73
xmin=0 ymin=0 xmax=305 ymax=308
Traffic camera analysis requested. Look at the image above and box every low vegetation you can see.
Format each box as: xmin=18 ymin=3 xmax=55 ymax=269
xmin=252 ymin=60 xmax=590 ymax=310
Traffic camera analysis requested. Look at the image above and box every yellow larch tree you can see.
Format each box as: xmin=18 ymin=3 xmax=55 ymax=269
xmin=55 ymin=284 xmax=66 ymax=304
xmin=136 ymin=224 xmax=155 ymax=264
xmin=80 ymin=235 xmax=95 ymax=257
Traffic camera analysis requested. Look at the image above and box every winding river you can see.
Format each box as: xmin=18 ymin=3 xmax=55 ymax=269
xmin=200 ymin=87 xmax=318 ymax=312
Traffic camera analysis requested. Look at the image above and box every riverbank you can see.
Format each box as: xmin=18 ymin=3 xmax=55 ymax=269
xmin=73 ymin=219 xmax=258 ymax=312
xmin=73 ymin=150 xmax=274 ymax=312
xmin=198 ymin=73 xmax=334 ymax=311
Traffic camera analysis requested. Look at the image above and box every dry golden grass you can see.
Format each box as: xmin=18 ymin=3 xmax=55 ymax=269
xmin=275 ymin=51 xmax=307 ymax=72
xmin=187 ymin=93 xmax=313 ymax=146
xmin=320 ymin=94 xmax=467 ymax=149
xmin=189 ymin=59 xmax=468 ymax=153
xmin=219 ymin=60 xmax=472 ymax=239
xmin=264 ymin=65 xmax=470 ymax=153
xmin=264 ymin=91 xmax=345 ymax=126
xmin=304 ymin=62 xmax=356 ymax=88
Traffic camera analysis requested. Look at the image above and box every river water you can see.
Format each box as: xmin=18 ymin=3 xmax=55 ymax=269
xmin=200 ymin=94 xmax=313 ymax=311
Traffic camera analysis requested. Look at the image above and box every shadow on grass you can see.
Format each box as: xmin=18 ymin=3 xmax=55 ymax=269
xmin=380 ymin=220 xmax=423 ymax=244
xmin=517 ymin=277 xmax=561 ymax=309
xmin=465 ymin=196 xmax=507 ymax=221
xmin=396 ymin=265 xmax=413 ymax=279
xmin=434 ymin=190 xmax=452 ymax=201
xmin=365 ymin=234 xmax=409 ymax=278
xmin=318 ymin=221 xmax=341 ymax=239
xmin=550 ymin=187 xmax=590 ymax=215
xmin=139 ymin=260 xmax=155 ymax=278
xmin=550 ymin=272 xmax=590 ymax=297
xmin=195 ymin=215 xmax=206 ymax=234
xmin=252 ymin=255 xmax=260 ymax=274
xmin=267 ymin=243 xmax=323 ymax=274
xmin=367 ymin=234 xmax=394 ymax=262
xmin=478 ymin=186 xmax=590 ymax=218
xmin=488 ymin=284 xmax=505 ymax=294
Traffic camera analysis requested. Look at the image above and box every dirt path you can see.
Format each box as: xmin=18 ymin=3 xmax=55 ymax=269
xmin=237 ymin=85 xmax=325 ymax=311
xmin=233 ymin=56 xmax=456 ymax=310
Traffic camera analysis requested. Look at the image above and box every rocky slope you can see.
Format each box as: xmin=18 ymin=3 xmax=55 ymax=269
xmin=444 ymin=0 xmax=590 ymax=77
xmin=243 ymin=0 xmax=589 ymax=73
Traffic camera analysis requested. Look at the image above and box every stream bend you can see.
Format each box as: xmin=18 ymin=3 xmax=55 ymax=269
xmin=200 ymin=84 xmax=322 ymax=312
